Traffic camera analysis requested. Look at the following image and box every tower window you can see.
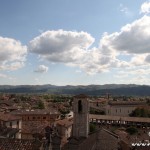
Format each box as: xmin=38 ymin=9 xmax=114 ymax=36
xmin=78 ymin=100 xmax=82 ymax=113
xmin=96 ymin=102 xmax=98 ymax=107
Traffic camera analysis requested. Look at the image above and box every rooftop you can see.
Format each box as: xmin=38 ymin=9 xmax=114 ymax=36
xmin=56 ymin=118 xmax=73 ymax=128
xmin=96 ymin=128 xmax=119 ymax=150
xmin=0 ymin=138 xmax=43 ymax=150
xmin=90 ymin=114 xmax=150 ymax=123
xmin=108 ymin=100 xmax=147 ymax=106
xmin=0 ymin=113 xmax=21 ymax=121
xmin=0 ymin=126 xmax=19 ymax=137
xmin=11 ymin=109 xmax=59 ymax=115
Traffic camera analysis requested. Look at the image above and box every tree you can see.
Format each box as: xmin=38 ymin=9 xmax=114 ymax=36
xmin=38 ymin=100 xmax=45 ymax=109
xmin=129 ymin=108 xmax=150 ymax=118
xmin=89 ymin=123 xmax=96 ymax=133
xmin=126 ymin=127 xmax=138 ymax=135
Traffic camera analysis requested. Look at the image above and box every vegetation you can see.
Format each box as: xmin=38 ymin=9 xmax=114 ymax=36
xmin=59 ymin=108 xmax=70 ymax=119
xmin=89 ymin=123 xmax=96 ymax=133
xmin=51 ymin=95 xmax=72 ymax=103
xmin=129 ymin=108 xmax=150 ymax=118
xmin=1 ymin=84 xmax=150 ymax=96
xmin=126 ymin=127 xmax=138 ymax=135
xmin=37 ymin=100 xmax=45 ymax=109
xmin=90 ymin=108 xmax=105 ymax=115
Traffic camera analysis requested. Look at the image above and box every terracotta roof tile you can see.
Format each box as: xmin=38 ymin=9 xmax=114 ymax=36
xmin=0 ymin=138 xmax=43 ymax=150
xmin=56 ymin=118 xmax=73 ymax=127
xmin=0 ymin=113 xmax=21 ymax=121
xmin=11 ymin=109 xmax=59 ymax=115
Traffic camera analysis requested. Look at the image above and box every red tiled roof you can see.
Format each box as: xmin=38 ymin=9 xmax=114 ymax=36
xmin=0 ymin=138 xmax=43 ymax=150
xmin=11 ymin=109 xmax=59 ymax=115
xmin=108 ymin=101 xmax=147 ymax=106
xmin=56 ymin=118 xmax=73 ymax=127
xmin=0 ymin=113 xmax=21 ymax=121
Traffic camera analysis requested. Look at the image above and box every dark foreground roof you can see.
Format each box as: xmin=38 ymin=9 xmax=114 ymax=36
xmin=0 ymin=126 xmax=19 ymax=137
xmin=0 ymin=138 xmax=43 ymax=150
xmin=62 ymin=128 xmax=120 ymax=150
xmin=96 ymin=128 xmax=119 ymax=150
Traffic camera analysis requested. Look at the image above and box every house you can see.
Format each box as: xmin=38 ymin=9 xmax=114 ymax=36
xmin=56 ymin=118 xmax=73 ymax=139
xmin=0 ymin=113 xmax=22 ymax=139
xmin=11 ymin=109 xmax=60 ymax=139
xmin=105 ymin=101 xmax=147 ymax=116
xmin=0 ymin=125 xmax=19 ymax=139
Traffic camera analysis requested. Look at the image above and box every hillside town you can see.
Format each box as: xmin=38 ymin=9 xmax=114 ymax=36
xmin=0 ymin=93 xmax=150 ymax=149
xmin=1 ymin=0 xmax=150 ymax=149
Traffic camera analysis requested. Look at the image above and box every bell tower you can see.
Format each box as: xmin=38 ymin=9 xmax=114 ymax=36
xmin=72 ymin=94 xmax=89 ymax=138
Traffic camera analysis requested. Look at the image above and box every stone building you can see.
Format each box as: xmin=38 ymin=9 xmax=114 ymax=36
xmin=0 ymin=113 xmax=21 ymax=139
xmin=105 ymin=101 xmax=147 ymax=116
xmin=63 ymin=94 xmax=127 ymax=150
xmin=72 ymin=94 xmax=89 ymax=138
xmin=12 ymin=109 xmax=60 ymax=139
xmin=56 ymin=118 xmax=73 ymax=139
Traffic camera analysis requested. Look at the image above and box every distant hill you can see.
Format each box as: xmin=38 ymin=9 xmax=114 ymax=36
xmin=0 ymin=84 xmax=150 ymax=96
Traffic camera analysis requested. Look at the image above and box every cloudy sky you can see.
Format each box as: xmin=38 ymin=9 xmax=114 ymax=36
xmin=0 ymin=0 xmax=150 ymax=85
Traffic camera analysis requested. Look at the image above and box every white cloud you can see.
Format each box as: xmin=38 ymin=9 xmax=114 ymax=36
xmin=0 ymin=73 xmax=7 ymax=78
xmin=0 ymin=73 xmax=15 ymax=81
xmin=29 ymin=30 xmax=128 ymax=74
xmin=0 ymin=36 xmax=27 ymax=71
xmin=140 ymin=1 xmax=150 ymax=14
xmin=34 ymin=65 xmax=48 ymax=73
xmin=130 ymin=54 xmax=148 ymax=65
xmin=100 ymin=15 xmax=150 ymax=54
xmin=29 ymin=30 xmax=109 ymax=74
xmin=145 ymin=54 xmax=150 ymax=63
xmin=28 ymin=17 xmax=150 ymax=75
xmin=129 ymin=76 xmax=150 ymax=85
xmin=119 ymin=4 xmax=133 ymax=17
xmin=29 ymin=30 xmax=94 ymax=62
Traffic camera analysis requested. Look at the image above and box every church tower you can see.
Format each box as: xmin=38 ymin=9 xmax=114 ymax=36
xmin=72 ymin=94 xmax=89 ymax=138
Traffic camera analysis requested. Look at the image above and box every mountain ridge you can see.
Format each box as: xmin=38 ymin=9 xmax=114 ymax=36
xmin=0 ymin=84 xmax=149 ymax=96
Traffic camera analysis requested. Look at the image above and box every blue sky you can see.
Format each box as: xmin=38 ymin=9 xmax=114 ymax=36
xmin=0 ymin=0 xmax=150 ymax=85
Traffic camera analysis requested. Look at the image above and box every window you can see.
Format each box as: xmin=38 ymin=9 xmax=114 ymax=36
xmin=17 ymin=121 xmax=19 ymax=128
xmin=10 ymin=122 xmax=12 ymax=128
xmin=78 ymin=100 xmax=82 ymax=113
xmin=96 ymin=102 xmax=98 ymax=107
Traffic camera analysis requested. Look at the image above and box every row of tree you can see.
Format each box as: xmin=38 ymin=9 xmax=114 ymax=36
xmin=129 ymin=108 xmax=150 ymax=118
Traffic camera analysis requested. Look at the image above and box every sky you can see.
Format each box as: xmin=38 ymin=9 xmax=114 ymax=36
xmin=0 ymin=0 xmax=150 ymax=85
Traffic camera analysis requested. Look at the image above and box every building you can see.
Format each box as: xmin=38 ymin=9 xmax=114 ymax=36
xmin=56 ymin=118 xmax=73 ymax=147
xmin=105 ymin=101 xmax=147 ymax=116
xmin=62 ymin=94 xmax=132 ymax=150
xmin=56 ymin=118 xmax=73 ymax=139
xmin=0 ymin=125 xmax=19 ymax=139
xmin=0 ymin=113 xmax=22 ymax=139
xmin=12 ymin=109 xmax=60 ymax=139
xmin=72 ymin=94 xmax=89 ymax=138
